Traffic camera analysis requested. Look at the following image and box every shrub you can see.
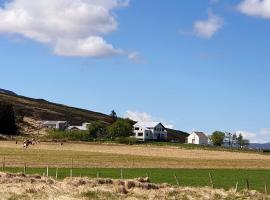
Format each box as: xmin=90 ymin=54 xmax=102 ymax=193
xmin=47 ymin=130 xmax=92 ymax=141
xmin=88 ymin=121 xmax=107 ymax=138
xmin=0 ymin=102 xmax=17 ymax=135
xmin=107 ymin=119 xmax=133 ymax=138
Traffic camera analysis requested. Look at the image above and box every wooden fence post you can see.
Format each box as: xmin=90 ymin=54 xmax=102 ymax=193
xmin=174 ymin=174 xmax=180 ymax=186
xmin=2 ymin=157 xmax=5 ymax=171
xmin=55 ymin=168 xmax=58 ymax=180
xmin=246 ymin=179 xmax=250 ymax=190
xmin=46 ymin=166 xmax=49 ymax=177
xmin=209 ymin=172 xmax=214 ymax=188
xmin=120 ymin=168 xmax=123 ymax=179
xmin=23 ymin=162 xmax=26 ymax=174
xmin=70 ymin=169 xmax=73 ymax=178
xmin=235 ymin=182 xmax=238 ymax=193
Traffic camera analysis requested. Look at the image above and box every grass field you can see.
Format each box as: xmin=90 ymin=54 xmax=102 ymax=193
xmin=1 ymin=141 xmax=270 ymax=169
xmin=2 ymin=168 xmax=270 ymax=192
xmin=1 ymin=141 xmax=270 ymax=193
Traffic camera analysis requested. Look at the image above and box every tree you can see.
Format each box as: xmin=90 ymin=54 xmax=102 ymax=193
xmin=237 ymin=133 xmax=244 ymax=147
xmin=232 ymin=133 xmax=237 ymax=145
xmin=242 ymin=139 xmax=250 ymax=147
xmin=210 ymin=131 xmax=225 ymax=146
xmin=237 ymin=134 xmax=250 ymax=148
xmin=107 ymin=119 xmax=133 ymax=138
xmin=110 ymin=110 xmax=117 ymax=122
xmin=0 ymin=103 xmax=17 ymax=135
xmin=88 ymin=121 xmax=106 ymax=138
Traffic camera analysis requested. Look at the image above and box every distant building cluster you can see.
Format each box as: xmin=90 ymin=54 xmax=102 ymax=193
xmin=41 ymin=120 xmax=238 ymax=146
xmin=42 ymin=121 xmax=90 ymax=132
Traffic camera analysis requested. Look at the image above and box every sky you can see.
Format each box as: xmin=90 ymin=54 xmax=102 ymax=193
xmin=0 ymin=0 xmax=270 ymax=143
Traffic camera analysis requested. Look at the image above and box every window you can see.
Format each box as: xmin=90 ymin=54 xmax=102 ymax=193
xmin=134 ymin=127 xmax=139 ymax=130
xmin=146 ymin=133 xmax=148 ymax=137
xmin=138 ymin=132 xmax=143 ymax=136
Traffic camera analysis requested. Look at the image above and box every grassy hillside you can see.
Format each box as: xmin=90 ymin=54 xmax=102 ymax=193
xmin=0 ymin=92 xmax=113 ymax=126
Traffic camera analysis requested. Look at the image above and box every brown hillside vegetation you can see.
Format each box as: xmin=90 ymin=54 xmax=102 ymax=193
xmin=0 ymin=172 xmax=265 ymax=200
xmin=0 ymin=92 xmax=113 ymax=127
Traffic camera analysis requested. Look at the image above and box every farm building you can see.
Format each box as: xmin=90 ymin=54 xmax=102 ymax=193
xmin=42 ymin=121 xmax=68 ymax=131
xmin=187 ymin=131 xmax=208 ymax=145
xmin=68 ymin=122 xmax=91 ymax=131
xmin=166 ymin=129 xmax=189 ymax=143
xmin=133 ymin=122 xmax=167 ymax=141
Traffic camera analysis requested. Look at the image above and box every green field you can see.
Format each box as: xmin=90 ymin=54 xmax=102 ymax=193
xmin=2 ymin=168 xmax=270 ymax=192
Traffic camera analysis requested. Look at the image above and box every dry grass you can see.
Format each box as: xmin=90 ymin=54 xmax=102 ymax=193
xmin=1 ymin=141 xmax=270 ymax=168
xmin=0 ymin=172 xmax=266 ymax=200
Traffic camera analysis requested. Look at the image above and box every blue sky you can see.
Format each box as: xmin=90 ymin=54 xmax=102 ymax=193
xmin=0 ymin=0 xmax=270 ymax=142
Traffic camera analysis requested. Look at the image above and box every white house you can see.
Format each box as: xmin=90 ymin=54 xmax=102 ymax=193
xmin=187 ymin=131 xmax=208 ymax=145
xmin=68 ymin=122 xmax=91 ymax=131
xmin=42 ymin=121 xmax=68 ymax=131
xmin=133 ymin=122 xmax=167 ymax=141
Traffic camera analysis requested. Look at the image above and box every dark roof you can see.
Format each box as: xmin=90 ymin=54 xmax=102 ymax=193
xmin=167 ymin=129 xmax=189 ymax=143
xmin=194 ymin=132 xmax=208 ymax=139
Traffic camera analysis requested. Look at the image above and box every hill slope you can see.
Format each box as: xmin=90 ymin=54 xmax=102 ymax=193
xmin=0 ymin=92 xmax=113 ymax=127
xmin=0 ymin=90 xmax=188 ymax=139
xmin=0 ymin=88 xmax=17 ymax=96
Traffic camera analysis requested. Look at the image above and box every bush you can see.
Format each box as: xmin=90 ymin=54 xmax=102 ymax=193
xmin=0 ymin=103 xmax=17 ymax=135
xmin=47 ymin=130 xmax=92 ymax=141
xmin=115 ymin=137 xmax=138 ymax=145
xmin=88 ymin=121 xmax=107 ymax=138
xmin=210 ymin=131 xmax=225 ymax=146
xmin=107 ymin=119 xmax=133 ymax=138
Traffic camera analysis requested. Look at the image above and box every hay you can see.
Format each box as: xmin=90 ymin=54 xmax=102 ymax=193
xmin=0 ymin=173 xmax=266 ymax=200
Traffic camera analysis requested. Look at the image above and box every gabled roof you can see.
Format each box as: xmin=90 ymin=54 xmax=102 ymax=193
xmin=134 ymin=122 xmax=165 ymax=129
xmin=193 ymin=131 xmax=208 ymax=139
xmin=43 ymin=121 xmax=67 ymax=125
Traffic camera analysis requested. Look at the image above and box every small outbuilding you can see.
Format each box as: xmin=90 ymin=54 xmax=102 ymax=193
xmin=42 ymin=121 xmax=68 ymax=131
xmin=187 ymin=131 xmax=208 ymax=145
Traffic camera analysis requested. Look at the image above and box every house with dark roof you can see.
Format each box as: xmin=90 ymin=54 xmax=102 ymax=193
xmin=133 ymin=122 xmax=167 ymax=141
xmin=187 ymin=131 xmax=208 ymax=145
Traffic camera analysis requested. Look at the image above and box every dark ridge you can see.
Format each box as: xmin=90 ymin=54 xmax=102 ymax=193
xmin=0 ymin=88 xmax=17 ymax=96
xmin=0 ymin=92 xmax=113 ymax=125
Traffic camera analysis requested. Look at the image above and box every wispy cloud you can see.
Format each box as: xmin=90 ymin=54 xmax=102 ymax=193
xmin=0 ymin=0 xmax=138 ymax=60
xmin=193 ymin=11 xmax=224 ymax=38
xmin=236 ymin=128 xmax=270 ymax=143
xmin=237 ymin=0 xmax=270 ymax=19
xmin=124 ymin=110 xmax=174 ymax=129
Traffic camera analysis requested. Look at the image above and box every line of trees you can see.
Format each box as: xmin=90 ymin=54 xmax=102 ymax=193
xmin=210 ymin=131 xmax=250 ymax=148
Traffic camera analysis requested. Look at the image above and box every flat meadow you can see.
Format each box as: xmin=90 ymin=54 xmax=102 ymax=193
xmin=1 ymin=141 xmax=270 ymax=192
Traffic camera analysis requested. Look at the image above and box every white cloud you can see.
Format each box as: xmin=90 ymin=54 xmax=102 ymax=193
xmin=124 ymin=110 xmax=174 ymax=129
xmin=237 ymin=0 xmax=270 ymax=18
xmin=127 ymin=52 xmax=146 ymax=64
xmin=236 ymin=129 xmax=270 ymax=143
xmin=0 ymin=0 xmax=136 ymax=58
xmin=193 ymin=11 xmax=224 ymax=38
xmin=260 ymin=128 xmax=270 ymax=135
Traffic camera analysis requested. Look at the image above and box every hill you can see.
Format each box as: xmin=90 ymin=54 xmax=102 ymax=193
xmin=0 ymin=92 xmax=114 ymax=133
xmin=0 ymin=90 xmax=188 ymax=139
xmin=0 ymin=88 xmax=17 ymax=96
xmin=249 ymin=143 xmax=270 ymax=150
